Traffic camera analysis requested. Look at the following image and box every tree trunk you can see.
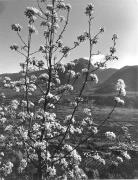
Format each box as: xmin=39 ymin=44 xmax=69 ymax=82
xmin=38 ymin=168 xmax=42 ymax=180
xmin=37 ymin=149 xmax=43 ymax=180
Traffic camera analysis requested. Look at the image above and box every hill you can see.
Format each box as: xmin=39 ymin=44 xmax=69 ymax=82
xmin=69 ymin=58 xmax=117 ymax=94
xmin=95 ymin=65 xmax=138 ymax=94
xmin=73 ymin=58 xmax=117 ymax=83
xmin=1 ymin=62 xmax=138 ymax=108
xmin=0 ymin=58 xmax=117 ymax=98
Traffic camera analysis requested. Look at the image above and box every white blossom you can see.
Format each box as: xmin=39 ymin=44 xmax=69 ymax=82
xmin=19 ymin=159 xmax=27 ymax=172
xmin=92 ymin=153 xmax=105 ymax=165
xmin=60 ymin=158 xmax=68 ymax=168
xmin=34 ymin=141 xmax=46 ymax=150
xmin=82 ymin=68 xmax=88 ymax=74
xmin=0 ymin=117 xmax=7 ymax=124
xmin=0 ymin=135 xmax=6 ymax=141
xmin=105 ymin=131 xmax=116 ymax=140
xmin=116 ymin=79 xmax=126 ymax=96
xmin=28 ymin=24 xmax=37 ymax=34
xmin=0 ymin=152 xmax=4 ymax=156
xmin=71 ymin=149 xmax=82 ymax=163
xmin=11 ymin=99 xmax=19 ymax=110
xmin=33 ymin=123 xmax=40 ymax=131
xmin=5 ymin=125 xmax=13 ymax=132
xmin=83 ymin=108 xmax=91 ymax=116
xmin=63 ymin=144 xmax=73 ymax=151
xmin=64 ymin=115 xmax=75 ymax=123
xmin=121 ymin=151 xmax=131 ymax=160
xmin=116 ymin=156 xmax=123 ymax=163
xmin=66 ymin=70 xmax=76 ymax=78
xmin=92 ymin=126 xmax=98 ymax=134
xmin=2 ymin=161 xmax=14 ymax=176
xmin=25 ymin=7 xmax=42 ymax=18
xmin=11 ymin=24 xmax=22 ymax=32
xmin=114 ymin=97 xmax=124 ymax=105
xmin=39 ymin=73 xmax=49 ymax=80
xmin=47 ymin=166 xmax=56 ymax=177
xmin=89 ymin=73 xmax=98 ymax=84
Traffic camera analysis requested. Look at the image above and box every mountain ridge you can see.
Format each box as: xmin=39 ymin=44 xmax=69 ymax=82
xmin=96 ymin=65 xmax=138 ymax=94
xmin=1 ymin=58 xmax=138 ymax=100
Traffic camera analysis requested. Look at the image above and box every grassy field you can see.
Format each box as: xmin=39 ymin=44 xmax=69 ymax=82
xmin=56 ymin=104 xmax=138 ymax=143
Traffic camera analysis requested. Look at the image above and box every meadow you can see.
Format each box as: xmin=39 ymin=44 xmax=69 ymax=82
xmin=56 ymin=104 xmax=138 ymax=143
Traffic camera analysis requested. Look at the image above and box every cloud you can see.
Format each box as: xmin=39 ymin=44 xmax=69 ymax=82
xmin=91 ymin=54 xmax=105 ymax=65
xmin=83 ymin=57 xmax=89 ymax=60
xmin=84 ymin=54 xmax=105 ymax=62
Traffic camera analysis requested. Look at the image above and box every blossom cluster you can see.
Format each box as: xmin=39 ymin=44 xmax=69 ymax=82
xmin=85 ymin=3 xmax=94 ymax=16
xmin=105 ymin=131 xmax=116 ymax=141
xmin=24 ymin=7 xmax=42 ymax=18
xmin=116 ymin=79 xmax=126 ymax=96
xmin=114 ymin=79 xmax=126 ymax=105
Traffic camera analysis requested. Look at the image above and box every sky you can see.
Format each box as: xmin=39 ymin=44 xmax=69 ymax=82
xmin=0 ymin=0 xmax=138 ymax=73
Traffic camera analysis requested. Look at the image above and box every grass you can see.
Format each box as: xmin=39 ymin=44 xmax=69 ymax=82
xmin=56 ymin=104 xmax=138 ymax=143
xmin=55 ymin=104 xmax=138 ymax=179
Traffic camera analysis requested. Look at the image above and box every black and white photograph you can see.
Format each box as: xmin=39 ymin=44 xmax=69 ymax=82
xmin=0 ymin=0 xmax=138 ymax=179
